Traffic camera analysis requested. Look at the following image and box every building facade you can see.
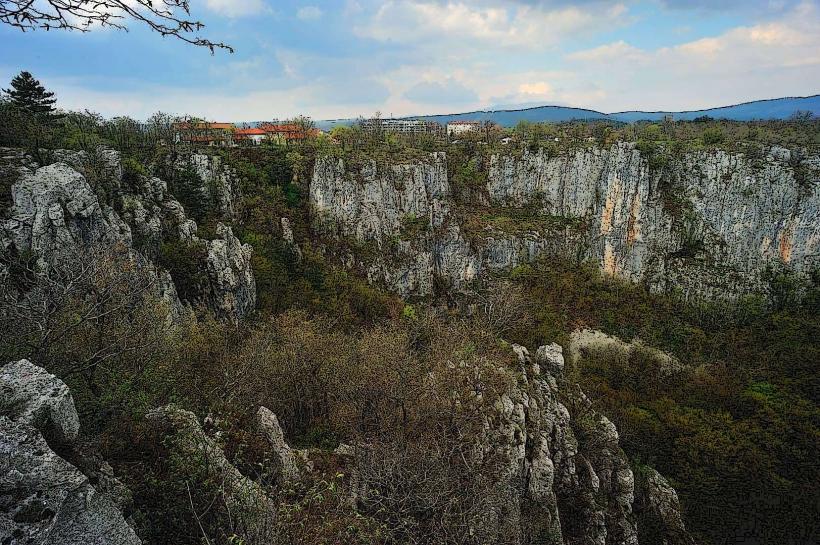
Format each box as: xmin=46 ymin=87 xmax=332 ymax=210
xmin=446 ymin=120 xmax=481 ymax=136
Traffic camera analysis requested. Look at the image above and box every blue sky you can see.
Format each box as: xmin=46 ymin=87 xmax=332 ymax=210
xmin=1 ymin=0 xmax=819 ymax=121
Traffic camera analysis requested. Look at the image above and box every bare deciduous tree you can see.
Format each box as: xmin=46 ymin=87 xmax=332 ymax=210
xmin=0 ymin=0 xmax=232 ymax=52
xmin=0 ymin=242 xmax=172 ymax=396
xmin=476 ymin=280 xmax=532 ymax=338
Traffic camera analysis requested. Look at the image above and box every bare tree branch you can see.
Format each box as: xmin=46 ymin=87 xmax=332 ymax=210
xmin=0 ymin=0 xmax=233 ymax=53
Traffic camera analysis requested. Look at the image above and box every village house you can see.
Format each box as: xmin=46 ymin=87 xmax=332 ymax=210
xmin=259 ymin=122 xmax=320 ymax=144
xmin=172 ymin=121 xmax=236 ymax=146
xmin=234 ymin=127 xmax=267 ymax=145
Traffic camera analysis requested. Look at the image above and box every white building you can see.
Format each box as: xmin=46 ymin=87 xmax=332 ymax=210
xmin=361 ymin=118 xmax=441 ymax=134
xmin=447 ymin=121 xmax=481 ymax=136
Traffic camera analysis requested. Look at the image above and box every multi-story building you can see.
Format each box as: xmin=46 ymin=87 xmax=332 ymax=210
xmin=360 ymin=118 xmax=442 ymax=134
xmin=446 ymin=120 xmax=481 ymax=136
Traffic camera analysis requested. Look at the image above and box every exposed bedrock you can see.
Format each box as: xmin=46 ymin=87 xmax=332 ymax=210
xmin=0 ymin=149 xmax=256 ymax=321
xmin=0 ymin=359 xmax=141 ymax=545
xmin=310 ymin=144 xmax=819 ymax=299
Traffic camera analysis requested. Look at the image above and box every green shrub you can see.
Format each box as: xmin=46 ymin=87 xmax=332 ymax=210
xmin=121 ymin=156 xmax=146 ymax=187
xmin=156 ymin=239 xmax=209 ymax=302
xmin=701 ymin=127 xmax=725 ymax=146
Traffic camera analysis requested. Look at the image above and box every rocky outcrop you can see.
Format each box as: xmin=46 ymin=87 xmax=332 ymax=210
xmin=256 ymin=406 xmax=300 ymax=482
xmin=203 ymin=223 xmax=256 ymax=321
xmin=350 ymin=342 xmax=688 ymax=545
xmin=310 ymin=144 xmax=819 ymax=300
xmin=0 ymin=360 xmax=141 ymax=545
xmin=2 ymin=162 xmax=132 ymax=268
xmin=634 ymin=467 xmax=695 ymax=545
xmin=0 ymin=359 xmax=79 ymax=446
xmin=486 ymin=343 xmax=642 ymax=545
xmin=146 ymin=405 xmax=275 ymax=542
xmin=0 ymin=149 xmax=256 ymax=322
xmin=172 ymin=153 xmax=239 ymax=219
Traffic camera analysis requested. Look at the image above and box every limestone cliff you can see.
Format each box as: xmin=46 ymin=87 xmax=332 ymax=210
xmin=0 ymin=148 xmax=256 ymax=321
xmin=350 ymin=342 xmax=691 ymax=545
xmin=310 ymin=144 xmax=819 ymax=299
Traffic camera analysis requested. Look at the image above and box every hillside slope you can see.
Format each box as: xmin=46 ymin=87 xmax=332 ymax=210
xmin=317 ymin=95 xmax=820 ymax=130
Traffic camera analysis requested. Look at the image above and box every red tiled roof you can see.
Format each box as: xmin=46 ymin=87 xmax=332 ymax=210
xmin=259 ymin=123 xmax=319 ymax=139
xmin=235 ymin=128 xmax=267 ymax=136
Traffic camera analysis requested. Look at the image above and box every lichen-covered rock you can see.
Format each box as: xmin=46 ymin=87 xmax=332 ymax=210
xmin=0 ymin=360 xmax=140 ymax=545
xmin=146 ymin=405 xmax=274 ymax=542
xmin=204 ymin=223 xmax=256 ymax=321
xmin=256 ymin=406 xmax=300 ymax=482
xmin=0 ymin=359 xmax=79 ymax=446
xmin=119 ymin=174 xmax=198 ymax=251
xmin=1 ymin=149 xmax=256 ymax=322
xmin=2 ymin=162 xmax=132 ymax=268
xmin=450 ymin=342 xmax=684 ymax=544
xmin=0 ymin=418 xmax=142 ymax=545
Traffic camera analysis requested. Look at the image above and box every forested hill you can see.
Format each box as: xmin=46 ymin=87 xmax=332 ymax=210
xmin=317 ymin=94 xmax=820 ymax=130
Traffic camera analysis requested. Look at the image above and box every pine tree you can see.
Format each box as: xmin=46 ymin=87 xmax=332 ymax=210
xmin=3 ymin=71 xmax=58 ymax=116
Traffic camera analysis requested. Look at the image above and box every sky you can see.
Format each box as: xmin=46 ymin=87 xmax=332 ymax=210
xmin=1 ymin=0 xmax=819 ymax=121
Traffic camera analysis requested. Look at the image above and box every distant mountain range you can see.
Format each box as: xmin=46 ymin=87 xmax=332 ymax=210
xmin=315 ymin=94 xmax=820 ymax=130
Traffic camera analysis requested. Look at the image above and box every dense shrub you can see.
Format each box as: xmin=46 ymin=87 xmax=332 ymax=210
xmin=156 ymin=239 xmax=209 ymax=303
xmin=509 ymin=258 xmax=820 ymax=545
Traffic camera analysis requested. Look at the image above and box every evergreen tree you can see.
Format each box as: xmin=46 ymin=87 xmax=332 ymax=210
xmin=3 ymin=71 xmax=58 ymax=116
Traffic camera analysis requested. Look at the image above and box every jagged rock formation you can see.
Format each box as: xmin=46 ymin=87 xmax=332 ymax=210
xmin=352 ymin=342 xmax=690 ymax=545
xmin=0 ymin=359 xmax=80 ymax=446
xmin=310 ymin=153 xmax=475 ymax=296
xmin=173 ymin=153 xmax=239 ymax=219
xmin=205 ymin=222 xmax=256 ymax=320
xmin=2 ymin=162 xmax=132 ymax=268
xmin=489 ymin=343 xmax=642 ymax=544
xmin=310 ymin=144 xmax=819 ymax=299
xmin=146 ymin=405 xmax=276 ymax=542
xmin=0 ymin=148 xmax=256 ymax=321
xmin=567 ymin=329 xmax=685 ymax=377
xmin=0 ymin=360 xmax=141 ymax=545
xmin=634 ymin=467 xmax=695 ymax=545
xmin=256 ymin=406 xmax=301 ymax=482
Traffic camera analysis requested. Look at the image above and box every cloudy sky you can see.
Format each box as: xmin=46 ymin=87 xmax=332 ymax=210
xmin=1 ymin=0 xmax=819 ymax=120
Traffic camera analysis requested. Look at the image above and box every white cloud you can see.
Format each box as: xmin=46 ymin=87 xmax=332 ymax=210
xmin=356 ymin=1 xmax=628 ymax=49
xmin=204 ymin=0 xmax=269 ymax=18
xmin=560 ymin=1 xmax=820 ymax=111
xmin=518 ymin=81 xmax=552 ymax=96
xmin=567 ymin=40 xmax=648 ymax=63
xmin=296 ymin=6 xmax=323 ymax=20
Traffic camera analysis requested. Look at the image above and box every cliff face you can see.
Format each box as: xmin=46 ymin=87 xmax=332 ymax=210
xmin=310 ymin=153 xmax=476 ymax=296
xmin=0 ymin=148 xmax=256 ymax=321
xmin=310 ymin=144 xmax=820 ymax=299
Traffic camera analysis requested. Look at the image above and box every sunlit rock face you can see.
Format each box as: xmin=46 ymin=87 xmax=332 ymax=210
xmin=0 ymin=360 xmax=142 ymax=545
xmin=310 ymin=144 xmax=819 ymax=299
